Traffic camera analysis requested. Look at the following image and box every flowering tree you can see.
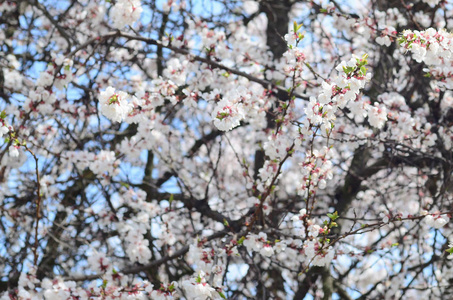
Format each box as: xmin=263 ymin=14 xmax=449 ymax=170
xmin=1 ymin=0 xmax=453 ymax=299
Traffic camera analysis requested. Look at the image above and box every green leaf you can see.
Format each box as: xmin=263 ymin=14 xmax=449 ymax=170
xmin=237 ymin=236 xmax=245 ymax=245
xmin=218 ymin=291 xmax=227 ymax=299
xmin=223 ymin=219 xmax=229 ymax=227
xmin=168 ymin=283 xmax=175 ymax=292
xmin=343 ymin=66 xmax=355 ymax=75
xmin=216 ymin=112 xmax=230 ymax=120
xmin=391 ymin=243 xmax=399 ymax=247
xmin=446 ymin=247 xmax=453 ymax=254
xmin=108 ymin=94 xmax=118 ymax=105
xmin=360 ymin=66 xmax=367 ymax=76
xmin=120 ymin=182 xmax=130 ymax=188
xmin=0 ymin=110 xmax=6 ymax=119
xmin=327 ymin=211 xmax=339 ymax=221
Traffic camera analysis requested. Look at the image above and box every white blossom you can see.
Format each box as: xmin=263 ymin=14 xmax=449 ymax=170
xmin=110 ymin=0 xmax=142 ymax=29
xmin=212 ymin=99 xmax=245 ymax=131
xmin=99 ymin=87 xmax=132 ymax=123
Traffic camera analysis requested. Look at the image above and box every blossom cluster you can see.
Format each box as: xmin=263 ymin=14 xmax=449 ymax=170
xmin=181 ymin=271 xmax=221 ymax=300
xmin=64 ymin=150 xmax=120 ymax=182
xmin=291 ymin=209 xmax=335 ymax=267
xmin=22 ymin=57 xmax=74 ymax=115
xmin=298 ymin=147 xmax=333 ymax=195
xmin=243 ymin=232 xmax=277 ymax=257
xmin=10 ymin=267 xmax=178 ymax=300
xmin=241 ymin=210 xmax=336 ymax=268
xmin=211 ymin=84 xmax=266 ymax=131
xmin=423 ymin=212 xmax=450 ymax=229
xmin=399 ymin=28 xmax=453 ymax=89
